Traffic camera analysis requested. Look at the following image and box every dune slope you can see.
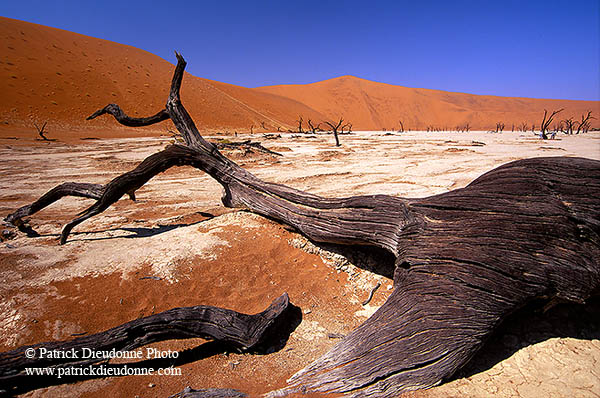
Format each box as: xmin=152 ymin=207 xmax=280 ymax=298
xmin=0 ymin=17 xmax=324 ymax=136
xmin=1 ymin=16 xmax=598 ymax=136
xmin=256 ymin=75 xmax=599 ymax=131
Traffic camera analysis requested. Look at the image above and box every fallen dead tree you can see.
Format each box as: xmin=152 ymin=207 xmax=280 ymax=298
xmin=5 ymin=54 xmax=600 ymax=397
xmin=214 ymin=139 xmax=282 ymax=157
xmin=0 ymin=294 xmax=290 ymax=396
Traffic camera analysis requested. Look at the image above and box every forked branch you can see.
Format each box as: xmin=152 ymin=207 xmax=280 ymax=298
xmin=540 ymin=108 xmax=563 ymax=139
xmin=324 ymin=117 xmax=344 ymax=146
xmin=576 ymin=111 xmax=594 ymax=134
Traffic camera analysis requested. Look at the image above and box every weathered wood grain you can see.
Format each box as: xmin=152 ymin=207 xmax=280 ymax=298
xmin=276 ymin=157 xmax=600 ymax=397
xmin=4 ymin=54 xmax=599 ymax=397
xmin=0 ymin=294 xmax=289 ymax=396
xmin=169 ymin=386 xmax=246 ymax=398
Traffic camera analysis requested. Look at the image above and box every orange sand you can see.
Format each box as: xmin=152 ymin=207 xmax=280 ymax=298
xmin=1 ymin=16 xmax=598 ymax=139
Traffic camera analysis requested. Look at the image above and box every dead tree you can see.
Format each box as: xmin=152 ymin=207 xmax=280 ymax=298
xmin=324 ymin=117 xmax=344 ymax=146
xmin=576 ymin=111 xmax=594 ymax=134
xmin=553 ymin=121 xmax=563 ymax=133
xmin=341 ymin=122 xmax=352 ymax=134
xmin=495 ymin=122 xmax=505 ymax=133
xmin=519 ymin=122 xmax=528 ymax=132
xmin=5 ymin=54 xmax=600 ymax=397
xmin=215 ymin=139 xmax=282 ymax=157
xmin=398 ymin=120 xmax=404 ymax=133
xmin=563 ymin=117 xmax=574 ymax=135
xmin=539 ymin=109 xmax=563 ymax=139
xmin=33 ymin=121 xmax=52 ymax=141
xmin=306 ymin=119 xmax=321 ymax=134
xmin=295 ymin=116 xmax=304 ymax=134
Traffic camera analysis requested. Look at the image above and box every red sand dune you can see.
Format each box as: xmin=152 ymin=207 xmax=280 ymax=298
xmin=0 ymin=17 xmax=325 ymax=138
xmin=1 ymin=16 xmax=598 ymax=138
xmin=257 ymin=76 xmax=600 ymax=131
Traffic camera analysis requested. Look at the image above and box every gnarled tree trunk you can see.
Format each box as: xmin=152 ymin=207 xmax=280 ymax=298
xmin=5 ymin=54 xmax=600 ymax=397
xmin=0 ymin=294 xmax=290 ymax=396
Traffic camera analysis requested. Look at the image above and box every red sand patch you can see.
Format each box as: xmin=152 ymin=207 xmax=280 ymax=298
xmin=2 ymin=216 xmax=387 ymax=397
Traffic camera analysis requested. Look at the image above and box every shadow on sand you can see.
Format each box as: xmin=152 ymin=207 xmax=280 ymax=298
xmin=2 ymin=304 xmax=302 ymax=397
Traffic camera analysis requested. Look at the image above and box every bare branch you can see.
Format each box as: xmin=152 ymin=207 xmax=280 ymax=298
xmin=0 ymin=294 xmax=290 ymax=395
xmin=5 ymin=182 xmax=105 ymax=226
xmin=539 ymin=109 xmax=563 ymax=139
xmin=324 ymin=117 xmax=344 ymax=146
xmin=576 ymin=111 xmax=594 ymax=134
xmin=87 ymin=104 xmax=169 ymax=127
xmin=307 ymin=119 xmax=321 ymax=134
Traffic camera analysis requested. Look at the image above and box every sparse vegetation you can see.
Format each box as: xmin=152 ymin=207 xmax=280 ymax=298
xmin=33 ymin=121 xmax=53 ymax=141
xmin=539 ymin=109 xmax=563 ymax=139
xmin=307 ymin=119 xmax=321 ymax=134
xmin=576 ymin=111 xmax=594 ymax=134
xmin=562 ymin=117 xmax=574 ymax=134
xmin=324 ymin=117 xmax=345 ymax=146
xmin=519 ymin=122 xmax=528 ymax=132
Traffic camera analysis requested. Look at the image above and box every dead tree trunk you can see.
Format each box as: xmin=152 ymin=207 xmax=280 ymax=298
xmin=5 ymin=54 xmax=600 ymax=397
xmin=324 ymin=118 xmax=344 ymax=146
xmin=576 ymin=111 xmax=594 ymax=134
xmin=563 ymin=118 xmax=574 ymax=134
xmin=33 ymin=121 xmax=53 ymax=141
xmin=296 ymin=116 xmax=304 ymax=134
xmin=540 ymin=109 xmax=563 ymax=139
xmin=0 ymin=294 xmax=290 ymax=395
xmin=307 ymin=119 xmax=321 ymax=134
xmin=398 ymin=120 xmax=404 ymax=133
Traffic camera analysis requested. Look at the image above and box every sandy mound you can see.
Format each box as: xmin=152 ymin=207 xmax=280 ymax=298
xmin=1 ymin=16 xmax=597 ymax=140
xmin=0 ymin=17 xmax=324 ymax=138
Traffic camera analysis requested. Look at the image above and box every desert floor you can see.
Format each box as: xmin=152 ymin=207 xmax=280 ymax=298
xmin=1 ymin=130 xmax=599 ymax=398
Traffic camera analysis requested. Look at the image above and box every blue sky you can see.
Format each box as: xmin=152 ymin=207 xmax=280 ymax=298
xmin=2 ymin=0 xmax=599 ymax=100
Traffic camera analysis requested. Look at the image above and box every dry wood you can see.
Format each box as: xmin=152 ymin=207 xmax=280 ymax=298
xmin=576 ymin=111 xmax=595 ymax=134
xmin=33 ymin=121 xmax=54 ymax=141
xmin=324 ymin=117 xmax=344 ymax=146
xmin=215 ymin=139 xmax=282 ymax=156
xmin=5 ymin=54 xmax=600 ymax=397
xmin=0 ymin=294 xmax=289 ymax=395
xmin=169 ymin=387 xmax=246 ymax=398
xmin=540 ymin=108 xmax=563 ymax=139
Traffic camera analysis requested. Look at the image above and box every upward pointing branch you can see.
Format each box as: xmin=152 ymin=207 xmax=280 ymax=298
xmin=540 ymin=108 xmax=563 ymax=139
xmin=324 ymin=117 xmax=344 ymax=146
xmin=165 ymin=52 xmax=216 ymax=150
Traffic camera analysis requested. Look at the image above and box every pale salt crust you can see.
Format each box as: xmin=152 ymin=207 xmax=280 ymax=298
xmin=1 ymin=212 xmax=266 ymax=289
